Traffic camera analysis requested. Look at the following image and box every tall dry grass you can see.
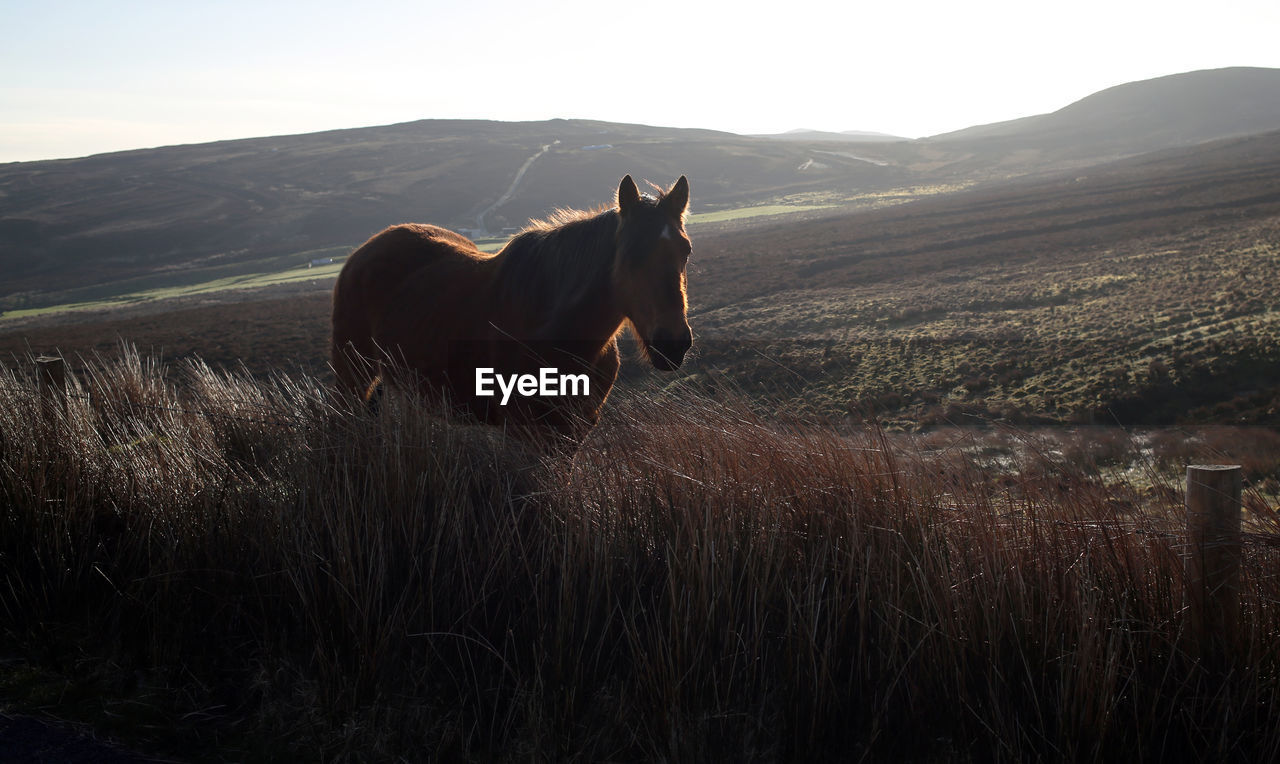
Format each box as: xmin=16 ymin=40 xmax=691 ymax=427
xmin=2 ymin=348 xmax=1279 ymax=761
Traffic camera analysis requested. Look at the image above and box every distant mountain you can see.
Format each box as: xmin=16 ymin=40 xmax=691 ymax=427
xmin=756 ymin=129 xmax=908 ymax=142
xmin=698 ymin=127 xmax=1280 ymax=306
xmin=0 ymin=119 xmax=906 ymax=302
xmin=929 ymin=67 xmax=1280 ymax=159
xmin=5 ymin=67 xmax=1280 ymax=308
xmin=10 ymin=128 xmax=1280 ymax=425
xmin=684 ymin=127 xmax=1280 ymax=424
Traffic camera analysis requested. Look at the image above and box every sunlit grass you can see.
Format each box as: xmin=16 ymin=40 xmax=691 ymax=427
xmin=688 ymin=203 xmax=836 ymax=224
xmin=0 ymin=261 xmax=346 ymax=320
xmin=0 ymin=194 xmax=928 ymax=322
xmin=693 ymin=230 xmax=1280 ymax=425
xmin=2 ymin=347 xmax=1280 ymax=760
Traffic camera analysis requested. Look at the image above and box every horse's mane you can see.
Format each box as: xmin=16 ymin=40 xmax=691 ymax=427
xmin=492 ymin=205 xmax=620 ymax=324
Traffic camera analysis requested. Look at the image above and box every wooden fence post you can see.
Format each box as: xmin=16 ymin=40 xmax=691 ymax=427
xmin=1185 ymin=464 xmax=1242 ymax=664
xmin=36 ymin=355 xmax=67 ymax=419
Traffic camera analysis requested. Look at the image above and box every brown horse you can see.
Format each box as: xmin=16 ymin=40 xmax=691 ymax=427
xmin=331 ymin=175 xmax=693 ymax=445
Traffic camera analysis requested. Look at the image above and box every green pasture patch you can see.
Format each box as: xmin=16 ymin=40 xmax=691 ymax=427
xmin=474 ymin=237 xmax=510 ymax=253
xmin=688 ymin=204 xmax=836 ymax=225
xmin=1 ymin=261 xmax=346 ymax=321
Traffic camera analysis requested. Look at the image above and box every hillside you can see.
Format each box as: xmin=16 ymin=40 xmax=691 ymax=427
xmin=758 ymin=129 xmax=909 ymax=142
xmin=0 ymin=119 xmax=906 ymax=305
xmin=3 ymin=68 xmax=1278 ymax=316
xmin=690 ymin=129 xmax=1280 ymax=424
xmin=929 ymin=67 xmax=1280 ymax=168
xmin=5 ymin=129 xmax=1280 ymax=427
xmin=5 ymin=68 xmax=1280 ymax=425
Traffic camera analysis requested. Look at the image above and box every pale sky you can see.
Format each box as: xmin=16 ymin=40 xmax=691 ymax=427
xmin=2 ymin=0 xmax=1279 ymax=162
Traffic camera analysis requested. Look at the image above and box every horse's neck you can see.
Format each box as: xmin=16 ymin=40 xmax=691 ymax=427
xmin=488 ymin=265 xmax=621 ymax=359
xmin=487 ymin=217 xmax=623 ymax=360
xmin=531 ymin=287 xmax=624 ymax=359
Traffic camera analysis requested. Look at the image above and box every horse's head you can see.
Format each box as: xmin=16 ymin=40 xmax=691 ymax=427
xmin=614 ymin=175 xmax=693 ymax=371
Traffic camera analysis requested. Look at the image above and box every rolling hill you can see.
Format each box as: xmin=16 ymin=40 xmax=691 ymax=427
xmin=4 ymin=67 xmax=1279 ymax=315
xmin=684 ymin=127 xmax=1280 ymax=424
xmin=929 ymin=67 xmax=1280 ymax=165
xmin=6 ymin=127 xmax=1280 ymax=426
xmin=758 ymin=129 xmax=909 ymax=142
xmin=4 ymin=67 xmax=1280 ymax=425
xmin=0 ymin=120 xmax=906 ymax=305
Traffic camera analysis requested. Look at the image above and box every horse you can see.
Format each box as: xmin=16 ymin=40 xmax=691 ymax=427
xmin=331 ymin=174 xmax=693 ymax=447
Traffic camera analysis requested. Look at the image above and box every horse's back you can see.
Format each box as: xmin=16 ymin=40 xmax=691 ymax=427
xmin=340 ymin=223 xmax=478 ymax=285
xmin=331 ymin=224 xmax=484 ymax=395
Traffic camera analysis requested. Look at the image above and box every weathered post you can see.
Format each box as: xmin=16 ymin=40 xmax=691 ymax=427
xmin=36 ymin=355 xmax=67 ymax=417
xmin=1185 ymin=464 xmax=1242 ymax=664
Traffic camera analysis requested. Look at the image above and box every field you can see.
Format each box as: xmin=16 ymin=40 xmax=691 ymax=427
xmin=0 ymin=198 xmax=860 ymax=322
xmin=0 ymin=119 xmax=911 ymax=310
xmin=2 ymin=352 xmax=1280 ymax=761
xmin=0 ymin=262 xmax=344 ymax=322
xmin=6 ymin=131 xmax=1280 ymax=429
xmin=9 ymin=70 xmax=1277 ymax=317
xmin=5 ymin=75 xmax=1280 ymax=760
xmin=688 ymin=131 xmax=1280 ymax=427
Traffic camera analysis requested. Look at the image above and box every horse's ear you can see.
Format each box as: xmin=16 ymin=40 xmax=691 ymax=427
xmin=661 ymin=176 xmax=690 ymax=220
xmin=618 ymin=175 xmax=641 ymax=214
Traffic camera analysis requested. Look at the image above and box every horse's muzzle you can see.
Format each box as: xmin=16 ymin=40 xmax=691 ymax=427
xmin=648 ymin=327 xmax=692 ymax=371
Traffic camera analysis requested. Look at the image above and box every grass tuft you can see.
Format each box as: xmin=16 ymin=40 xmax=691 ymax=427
xmin=2 ymin=348 xmax=1279 ymax=760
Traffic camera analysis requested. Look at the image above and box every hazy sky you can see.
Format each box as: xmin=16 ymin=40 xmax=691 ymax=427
xmin=3 ymin=0 xmax=1279 ymax=162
